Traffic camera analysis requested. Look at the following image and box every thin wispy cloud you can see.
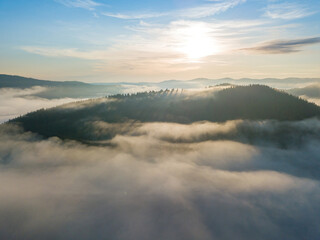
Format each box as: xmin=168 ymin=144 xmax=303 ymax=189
xmin=243 ymin=37 xmax=320 ymax=54
xmin=55 ymin=0 xmax=102 ymax=10
xmin=265 ymin=2 xmax=315 ymax=20
xmin=20 ymin=46 xmax=109 ymax=60
xmin=102 ymin=12 xmax=167 ymax=20
xmin=176 ymin=0 xmax=246 ymax=19
xmin=103 ymin=0 xmax=246 ymax=20
xmin=20 ymin=45 xmax=198 ymax=75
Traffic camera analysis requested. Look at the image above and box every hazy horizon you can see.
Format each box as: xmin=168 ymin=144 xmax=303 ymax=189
xmin=1 ymin=73 xmax=320 ymax=84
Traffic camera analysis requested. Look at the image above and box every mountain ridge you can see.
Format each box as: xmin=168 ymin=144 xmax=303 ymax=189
xmin=10 ymin=85 xmax=320 ymax=141
xmin=2 ymin=74 xmax=320 ymax=90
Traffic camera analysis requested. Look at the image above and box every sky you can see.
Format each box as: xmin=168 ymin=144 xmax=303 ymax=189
xmin=0 ymin=0 xmax=319 ymax=82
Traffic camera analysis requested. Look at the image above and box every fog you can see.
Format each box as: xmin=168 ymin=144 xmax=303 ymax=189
xmin=0 ymin=87 xmax=81 ymax=123
xmin=300 ymin=96 xmax=320 ymax=106
xmin=287 ymin=83 xmax=320 ymax=106
xmin=0 ymin=119 xmax=320 ymax=240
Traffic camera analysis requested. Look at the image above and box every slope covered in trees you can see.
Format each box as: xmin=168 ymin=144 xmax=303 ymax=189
xmin=11 ymin=85 xmax=320 ymax=141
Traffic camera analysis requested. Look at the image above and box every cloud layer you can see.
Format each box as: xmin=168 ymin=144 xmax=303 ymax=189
xmin=0 ymin=87 xmax=78 ymax=123
xmin=0 ymin=119 xmax=320 ymax=239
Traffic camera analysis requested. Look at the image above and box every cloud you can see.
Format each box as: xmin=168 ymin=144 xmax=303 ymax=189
xmin=19 ymin=17 xmax=317 ymax=77
xmin=0 ymin=119 xmax=320 ymax=239
xmin=19 ymin=34 xmax=204 ymax=74
xmin=264 ymin=2 xmax=315 ymax=20
xmin=300 ymin=96 xmax=320 ymax=106
xmin=102 ymin=0 xmax=246 ymax=20
xmin=288 ymin=83 xmax=320 ymax=106
xmin=176 ymin=0 xmax=246 ymax=19
xmin=0 ymin=88 xmax=78 ymax=123
xmin=20 ymin=46 xmax=109 ymax=60
xmin=102 ymin=12 xmax=167 ymax=20
xmin=288 ymin=82 xmax=320 ymax=98
xmin=55 ymin=0 xmax=101 ymax=10
xmin=242 ymin=37 xmax=320 ymax=54
xmin=20 ymin=18 xmax=264 ymax=74
xmin=89 ymin=118 xmax=320 ymax=150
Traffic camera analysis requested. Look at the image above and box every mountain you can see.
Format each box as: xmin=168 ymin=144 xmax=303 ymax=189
xmin=0 ymin=74 xmax=89 ymax=88
xmin=2 ymin=74 xmax=320 ymax=99
xmin=0 ymin=74 xmax=122 ymax=99
xmin=93 ymin=77 xmax=320 ymax=89
xmin=11 ymin=85 xmax=320 ymax=141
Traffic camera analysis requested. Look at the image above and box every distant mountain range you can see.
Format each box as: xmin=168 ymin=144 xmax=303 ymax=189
xmin=11 ymin=85 xmax=320 ymax=142
xmin=95 ymin=77 xmax=320 ymax=89
xmin=91 ymin=78 xmax=236 ymax=88
xmin=1 ymin=74 xmax=320 ymax=99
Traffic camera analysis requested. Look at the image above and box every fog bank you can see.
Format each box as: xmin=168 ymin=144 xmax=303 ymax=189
xmin=0 ymin=87 xmax=79 ymax=123
xmin=0 ymin=120 xmax=320 ymax=239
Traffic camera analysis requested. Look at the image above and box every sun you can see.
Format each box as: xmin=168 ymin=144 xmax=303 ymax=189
xmin=174 ymin=22 xmax=220 ymax=61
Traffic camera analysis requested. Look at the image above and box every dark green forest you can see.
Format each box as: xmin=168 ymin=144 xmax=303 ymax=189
xmin=11 ymin=85 xmax=320 ymax=141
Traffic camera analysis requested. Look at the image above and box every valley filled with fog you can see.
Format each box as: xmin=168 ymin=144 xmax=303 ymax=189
xmin=1 ymin=78 xmax=320 ymax=239
xmin=2 ymin=0 xmax=320 ymax=238
xmin=1 ymin=75 xmax=320 ymax=124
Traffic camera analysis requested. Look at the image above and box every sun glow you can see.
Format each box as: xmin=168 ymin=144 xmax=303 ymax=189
xmin=173 ymin=22 xmax=220 ymax=61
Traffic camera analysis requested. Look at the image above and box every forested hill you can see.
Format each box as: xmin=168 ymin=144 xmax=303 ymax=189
xmin=11 ymin=85 xmax=320 ymax=141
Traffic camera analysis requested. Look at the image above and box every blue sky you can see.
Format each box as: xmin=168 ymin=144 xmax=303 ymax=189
xmin=0 ymin=0 xmax=319 ymax=82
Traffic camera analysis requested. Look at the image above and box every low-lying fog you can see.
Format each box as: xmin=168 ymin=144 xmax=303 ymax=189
xmin=0 ymin=118 xmax=319 ymax=240
xmin=0 ymin=87 xmax=79 ymax=123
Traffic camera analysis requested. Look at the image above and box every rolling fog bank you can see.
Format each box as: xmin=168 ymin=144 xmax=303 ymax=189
xmin=0 ymin=119 xmax=320 ymax=240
